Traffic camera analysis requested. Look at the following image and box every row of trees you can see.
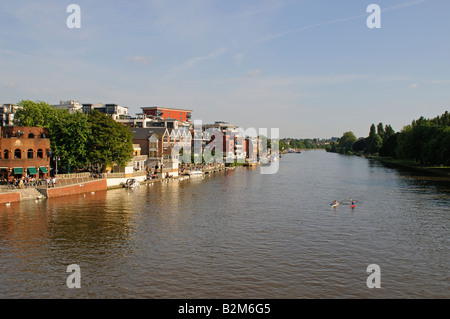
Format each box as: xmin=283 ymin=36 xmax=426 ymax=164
xmin=326 ymin=111 xmax=450 ymax=166
xmin=279 ymin=138 xmax=326 ymax=151
xmin=14 ymin=100 xmax=134 ymax=173
xmin=396 ymin=112 xmax=450 ymax=165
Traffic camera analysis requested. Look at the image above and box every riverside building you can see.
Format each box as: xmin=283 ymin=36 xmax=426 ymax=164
xmin=0 ymin=127 xmax=51 ymax=180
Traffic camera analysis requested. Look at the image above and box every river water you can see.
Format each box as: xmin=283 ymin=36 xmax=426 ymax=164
xmin=0 ymin=150 xmax=448 ymax=298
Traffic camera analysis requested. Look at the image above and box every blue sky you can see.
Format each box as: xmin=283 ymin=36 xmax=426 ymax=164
xmin=0 ymin=0 xmax=449 ymax=138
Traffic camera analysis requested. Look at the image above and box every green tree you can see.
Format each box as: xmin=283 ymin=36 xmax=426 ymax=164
xmin=438 ymin=127 xmax=450 ymax=165
xmin=384 ymin=124 xmax=395 ymax=139
xmin=352 ymin=137 xmax=367 ymax=152
xmin=337 ymin=131 xmax=357 ymax=154
xmin=396 ymin=125 xmax=415 ymax=160
xmin=87 ymin=110 xmax=134 ymax=170
xmin=379 ymin=133 xmax=399 ymax=157
xmin=303 ymin=139 xmax=313 ymax=149
xmin=325 ymin=141 xmax=337 ymax=153
xmin=366 ymin=124 xmax=383 ymax=154
xmin=14 ymin=99 xmax=57 ymax=127
xmin=377 ymin=123 xmax=385 ymax=140
xmin=290 ymin=139 xmax=305 ymax=149
xmin=279 ymin=139 xmax=288 ymax=151
xmin=367 ymin=134 xmax=383 ymax=154
xmin=49 ymin=111 xmax=91 ymax=170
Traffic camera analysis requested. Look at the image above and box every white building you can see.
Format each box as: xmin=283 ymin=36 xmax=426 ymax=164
xmin=82 ymin=103 xmax=129 ymax=120
xmin=52 ymin=100 xmax=83 ymax=113
xmin=116 ymin=113 xmax=159 ymax=128
xmin=0 ymin=104 xmax=22 ymax=127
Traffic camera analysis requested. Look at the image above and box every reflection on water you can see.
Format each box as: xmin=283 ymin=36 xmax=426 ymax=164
xmin=0 ymin=150 xmax=449 ymax=298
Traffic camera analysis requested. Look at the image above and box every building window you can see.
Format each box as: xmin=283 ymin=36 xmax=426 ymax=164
xmin=37 ymin=149 xmax=43 ymax=158
xmin=28 ymin=149 xmax=34 ymax=159
xmin=3 ymin=150 xmax=8 ymax=159
xmin=28 ymin=133 xmax=35 ymax=138
xmin=15 ymin=149 xmax=21 ymax=159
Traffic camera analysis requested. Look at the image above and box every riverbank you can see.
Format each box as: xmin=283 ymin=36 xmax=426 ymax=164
xmin=325 ymin=148 xmax=450 ymax=178
xmin=366 ymin=156 xmax=450 ymax=178
xmin=1 ymin=165 xmax=236 ymax=204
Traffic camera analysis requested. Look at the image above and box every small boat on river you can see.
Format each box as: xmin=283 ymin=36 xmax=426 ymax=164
xmin=188 ymin=170 xmax=204 ymax=177
xmin=124 ymin=178 xmax=140 ymax=188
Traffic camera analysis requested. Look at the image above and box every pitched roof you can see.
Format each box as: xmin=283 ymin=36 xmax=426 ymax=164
xmin=131 ymin=127 xmax=167 ymax=140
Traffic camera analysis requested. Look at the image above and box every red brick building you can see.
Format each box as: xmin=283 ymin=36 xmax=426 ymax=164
xmin=141 ymin=106 xmax=192 ymax=122
xmin=0 ymin=127 xmax=51 ymax=180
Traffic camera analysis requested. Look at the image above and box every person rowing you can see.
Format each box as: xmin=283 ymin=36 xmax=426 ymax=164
xmin=351 ymin=199 xmax=356 ymax=209
xmin=331 ymin=200 xmax=339 ymax=207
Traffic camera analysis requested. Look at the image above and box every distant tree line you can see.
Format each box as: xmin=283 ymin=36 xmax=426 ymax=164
xmin=326 ymin=111 xmax=450 ymax=166
xmin=14 ymin=99 xmax=134 ymax=173
xmin=279 ymin=138 xmax=327 ymax=151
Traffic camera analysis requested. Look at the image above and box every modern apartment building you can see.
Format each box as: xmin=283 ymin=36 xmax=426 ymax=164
xmin=0 ymin=104 xmax=22 ymax=127
xmin=141 ymin=106 xmax=192 ymax=122
xmin=82 ymin=103 xmax=129 ymax=120
xmin=52 ymin=100 xmax=83 ymax=113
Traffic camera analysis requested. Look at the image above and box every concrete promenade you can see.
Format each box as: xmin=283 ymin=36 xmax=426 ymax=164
xmin=1 ymin=164 xmax=234 ymax=205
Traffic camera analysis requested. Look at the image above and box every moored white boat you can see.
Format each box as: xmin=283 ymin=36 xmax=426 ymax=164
xmin=124 ymin=178 xmax=140 ymax=188
xmin=188 ymin=170 xmax=204 ymax=177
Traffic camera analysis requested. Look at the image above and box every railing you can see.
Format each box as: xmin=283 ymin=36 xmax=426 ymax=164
xmin=38 ymin=175 xmax=103 ymax=189
xmin=105 ymin=170 xmax=147 ymax=178
xmin=105 ymin=172 xmax=125 ymax=178
xmin=0 ymin=173 xmax=107 ymax=192
xmin=1 ymin=180 xmax=47 ymax=192
xmin=55 ymin=172 xmax=92 ymax=179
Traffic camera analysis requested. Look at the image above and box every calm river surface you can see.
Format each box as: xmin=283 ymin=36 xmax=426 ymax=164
xmin=0 ymin=150 xmax=449 ymax=298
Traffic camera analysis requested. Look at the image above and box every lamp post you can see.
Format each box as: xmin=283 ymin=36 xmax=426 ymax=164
xmin=53 ymin=156 xmax=60 ymax=176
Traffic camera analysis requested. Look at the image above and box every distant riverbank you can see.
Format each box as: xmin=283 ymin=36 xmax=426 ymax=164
xmin=365 ymin=155 xmax=450 ymax=178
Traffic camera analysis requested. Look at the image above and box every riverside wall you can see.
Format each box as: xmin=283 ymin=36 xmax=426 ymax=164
xmin=0 ymin=192 xmax=21 ymax=205
xmin=41 ymin=179 xmax=108 ymax=198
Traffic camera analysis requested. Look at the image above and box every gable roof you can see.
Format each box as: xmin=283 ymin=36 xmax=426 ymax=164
xmin=131 ymin=127 xmax=167 ymax=140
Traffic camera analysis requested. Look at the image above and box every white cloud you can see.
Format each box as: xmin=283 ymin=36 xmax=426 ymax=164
xmin=126 ymin=55 xmax=152 ymax=66
xmin=164 ymin=46 xmax=227 ymax=79
xmin=233 ymin=53 xmax=247 ymax=66
xmin=246 ymin=69 xmax=262 ymax=77
xmin=409 ymin=83 xmax=419 ymax=89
